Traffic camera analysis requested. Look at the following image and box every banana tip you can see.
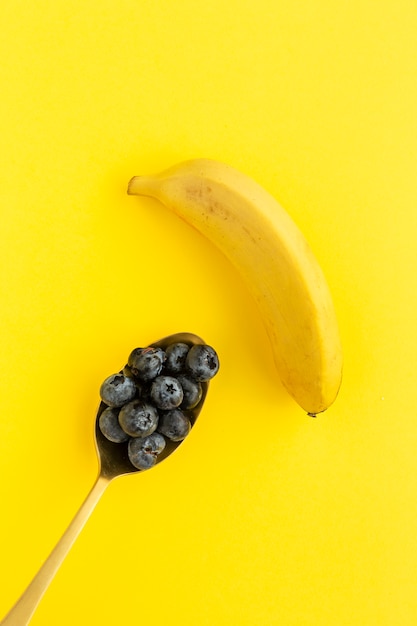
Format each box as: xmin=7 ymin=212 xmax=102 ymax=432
xmin=127 ymin=176 xmax=139 ymax=195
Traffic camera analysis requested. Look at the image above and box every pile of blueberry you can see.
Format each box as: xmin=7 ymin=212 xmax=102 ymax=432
xmin=98 ymin=340 xmax=219 ymax=470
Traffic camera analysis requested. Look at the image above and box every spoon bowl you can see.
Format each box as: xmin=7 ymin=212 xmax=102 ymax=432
xmin=96 ymin=332 xmax=208 ymax=479
xmin=1 ymin=332 xmax=211 ymax=625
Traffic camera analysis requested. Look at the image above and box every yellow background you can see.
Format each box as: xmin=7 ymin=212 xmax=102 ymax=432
xmin=1 ymin=1 xmax=417 ymax=624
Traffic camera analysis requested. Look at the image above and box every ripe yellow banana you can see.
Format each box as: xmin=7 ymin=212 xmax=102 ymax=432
xmin=127 ymin=159 xmax=342 ymax=415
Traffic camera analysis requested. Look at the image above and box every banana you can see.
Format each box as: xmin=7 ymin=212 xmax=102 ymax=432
xmin=127 ymin=159 xmax=342 ymax=415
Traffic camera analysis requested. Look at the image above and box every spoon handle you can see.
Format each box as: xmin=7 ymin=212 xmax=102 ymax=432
xmin=0 ymin=474 xmax=109 ymax=626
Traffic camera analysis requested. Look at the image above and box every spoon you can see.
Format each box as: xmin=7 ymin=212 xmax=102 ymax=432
xmin=0 ymin=332 xmax=209 ymax=626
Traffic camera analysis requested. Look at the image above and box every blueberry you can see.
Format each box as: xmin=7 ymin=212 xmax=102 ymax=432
xmin=99 ymin=373 xmax=137 ymax=408
xmin=128 ymin=346 xmax=166 ymax=382
xmin=122 ymin=364 xmax=148 ymax=396
xmin=164 ymin=342 xmax=190 ymax=374
xmin=185 ymin=344 xmax=220 ymax=382
xmin=128 ymin=432 xmax=166 ymax=470
xmin=98 ymin=407 xmax=129 ymax=443
xmin=177 ymin=374 xmax=202 ymax=410
xmin=150 ymin=376 xmax=183 ymax=410
xmin=118 ymin=399 xmax=159 ymax=437
xmin=158 ymin=409 xmax=191 ymax=442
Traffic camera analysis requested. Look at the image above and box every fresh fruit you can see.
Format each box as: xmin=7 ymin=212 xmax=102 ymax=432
xmin=97 ymin=335 xmax=219 ymax=470
xmin=118 ymin=399 xmax=159 ymax=438
xmin=128 ymin=159 xmax=343 ymax=414
xmin=177 ymin=374 xmax=202 ymax=410
xmin=128 ymin=432 xmax=166 ymax=470
xmin=99 ymin=373 xmax=137 ymax=408
xmin=150 ymin=375 xmax=184 ymax=410
xmin=128 ymin=346 xmax=166 ymax=381
xmin=185 ymin=344 xmax=220 ymax=382
xmin=98 ymin=407 xmax=129 ymax=443
xmin=165 ymin=342 xmax=190 ymax=374
xmin=157 ymin=409 xmax=191 ymax=442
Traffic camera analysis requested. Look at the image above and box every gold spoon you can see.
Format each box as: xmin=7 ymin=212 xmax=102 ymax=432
xmin=0 ymin=333 xmax=209 ymax=626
